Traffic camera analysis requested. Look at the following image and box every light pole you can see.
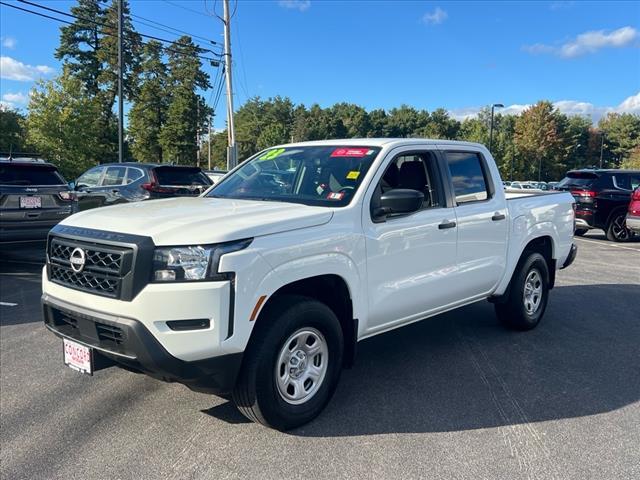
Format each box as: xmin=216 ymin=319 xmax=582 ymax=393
xmin=599 ymin=131 xmax=605 ymax=169
xmin=488 ymin=103 xmax=504 ymax=152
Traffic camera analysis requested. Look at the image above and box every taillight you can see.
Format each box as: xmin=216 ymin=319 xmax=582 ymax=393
xmin=141 ymin=182 xmax=174 ymax=193
xmin=571 ymin=190 xmax=596 ymax=197
xmin=58 ymin=191 xmax=73 ymax=201
xmin=629 ymin=189 xmax=640 ymax=215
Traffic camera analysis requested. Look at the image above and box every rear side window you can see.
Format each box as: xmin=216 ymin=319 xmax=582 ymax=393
xmin=613 ymin=173 xmax=640 ymax=191
xmin=0 ymin=164 xmax=65 ymax=186
xmin=102 ymin=166 xmax=126 ymax=186
xmin=154 ymin=167 xmax=212 ymax=186
xmin=125 ymin=167 xmax=145 ymax=184
xmin=445 ymin=152 xmax=489 ymax=204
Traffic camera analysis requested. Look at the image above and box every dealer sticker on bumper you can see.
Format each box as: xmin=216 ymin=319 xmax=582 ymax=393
xmin=63 ymin=338 xmax=93 ymax=375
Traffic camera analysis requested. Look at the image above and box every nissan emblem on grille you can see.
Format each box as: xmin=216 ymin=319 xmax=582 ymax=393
xmin=69 ymin=247 xmax=86 ymax=273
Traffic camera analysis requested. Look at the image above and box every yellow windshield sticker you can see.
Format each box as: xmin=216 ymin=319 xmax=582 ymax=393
xmin=259 ymin=148 xmax=286 ymax=160
xmin=346 ymin=171 xmax=360 ymax=180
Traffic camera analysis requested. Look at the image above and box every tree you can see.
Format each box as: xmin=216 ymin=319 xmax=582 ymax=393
xmin=514 ymin=101 xmax=565 ymax=181
xmin=0 ymin=107 xmax=28 ymax=153
xmin=128 ymin=41 xmax=168 ymax=162
xmin=55 ymin=0 xmax=104 ymax=96
xmin=159 ymin=36 xmax=211 ymax=164
xmin=26 ymin=72 xmax=103 ymax=178
xmin=599 ymin=113 xmax=640 ymax=167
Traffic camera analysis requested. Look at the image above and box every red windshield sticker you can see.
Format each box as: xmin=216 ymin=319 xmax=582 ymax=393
xmin=327 ymin=192 xmax=345 ymax=200
xmin=331 ymin=147 xmax=371 ymax=158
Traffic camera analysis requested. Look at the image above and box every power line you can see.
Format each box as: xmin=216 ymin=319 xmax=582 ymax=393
xmin=130 ymin=14 xmax=221 ymax=49
xmin=15 ymin=0 xmax=222 ymax=59
xmin=162 ymin=0 xmax=212 ymax=18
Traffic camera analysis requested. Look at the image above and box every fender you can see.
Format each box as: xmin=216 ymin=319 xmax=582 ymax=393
xmin=492 ymin=217 xmax=560 ymax=297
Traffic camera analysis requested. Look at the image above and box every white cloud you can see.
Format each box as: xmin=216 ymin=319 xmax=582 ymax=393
xmin=524 ymin=26 xmax=638 ymax=58
xmin=422 ymin=7 xmax=448 ymax=25
xmin=2 ymin=92 xmax=28 ymax=105
xmin=277 ymin=0 xmax=311 ymax=12
xmin=1 ymin=36 xmax=17 ymax=49
xmin=0 ymin=56 xmax=54 ymax=81
xmin=449 ymin=92 xmax=640 ymax=124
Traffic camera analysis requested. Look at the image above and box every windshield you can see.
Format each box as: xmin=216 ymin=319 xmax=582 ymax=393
xmin=208 ymin=145 xmax=381 ymax=207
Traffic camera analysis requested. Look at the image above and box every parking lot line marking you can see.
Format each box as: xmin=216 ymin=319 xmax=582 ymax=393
xmin=575 ymin=237 xmax=640 ymax=252
xmin=0 ymin=302 xmax=18 ymax=307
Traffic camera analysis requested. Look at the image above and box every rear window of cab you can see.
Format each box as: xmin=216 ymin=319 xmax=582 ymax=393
xmin=0 ymin=164 xmax=65 ymax=186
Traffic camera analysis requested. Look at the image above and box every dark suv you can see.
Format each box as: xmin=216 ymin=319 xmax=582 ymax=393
xmin=556 ymin=169 xmax=640 ymax=241
xmin=74 ymin=163 xmax=213 ymax=211
xmin=0 ymin=158 xmax=74 ymax=242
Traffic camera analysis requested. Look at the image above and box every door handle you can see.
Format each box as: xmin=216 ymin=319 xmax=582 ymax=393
xmin=438 ymin=220 xmax=457 ymax=230
xmin=492 ymin=213 xmax=506 ymax=221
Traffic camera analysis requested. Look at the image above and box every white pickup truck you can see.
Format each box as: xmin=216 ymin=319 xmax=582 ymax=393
xmin=42 ymin=139 xmax=577 ymax=430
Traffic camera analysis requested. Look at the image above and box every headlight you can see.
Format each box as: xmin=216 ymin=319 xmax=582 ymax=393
xmin=152 ymin=239 xmax=252 ymax=282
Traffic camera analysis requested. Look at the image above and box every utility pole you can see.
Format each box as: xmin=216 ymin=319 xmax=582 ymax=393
xmin=208 ymin=114 xmax=212 ymax=170
xmin=196 ymin=102 xmax=200 ymax=167
xmin=117 ymin=0 xmax=124 ymax=163
xmin=223 ymin=0 xmax=237 ymax=170
xmin=488 ymin=103 xmax=504 ymax=153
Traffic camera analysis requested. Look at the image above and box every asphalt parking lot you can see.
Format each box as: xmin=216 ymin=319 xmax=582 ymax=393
xmin=1 ymin=232 xmax=639 ymax=480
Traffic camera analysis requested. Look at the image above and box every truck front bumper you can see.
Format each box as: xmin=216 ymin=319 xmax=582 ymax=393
xmin=42 ymin=294 xmax=242 ymax=394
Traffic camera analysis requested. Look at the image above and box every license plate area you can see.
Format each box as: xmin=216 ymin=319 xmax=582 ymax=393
xmin=20 ymin=196 xmax=42 ymax=208
xmin=63 ymin=338 xmax=93 ymax=375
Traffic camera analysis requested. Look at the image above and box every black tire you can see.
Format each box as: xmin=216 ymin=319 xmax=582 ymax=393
xmin=232 ymin=295 xmax=344 ymax=430
xmin=574 ymin=228 xmax=588 ymax=236
xmin=606 ymin=211 xmax=633 ymax=242
xmin=495 ymin=252 xmax=550 ymax=331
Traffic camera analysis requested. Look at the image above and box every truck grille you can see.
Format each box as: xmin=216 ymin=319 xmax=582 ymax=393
xmin=48 ymin=237 xmax=133 ymax=299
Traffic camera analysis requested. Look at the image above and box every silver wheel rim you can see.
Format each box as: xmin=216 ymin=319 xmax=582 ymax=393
xmin=275 ymin=327 xmax=328 ymax=405
xmin=523 ymin=268 xmax=543 ymax=315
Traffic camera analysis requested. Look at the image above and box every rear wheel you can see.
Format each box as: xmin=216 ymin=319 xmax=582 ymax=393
xmin=495 ymin=252 xmax=550 ymax=331
xmin=574 ymin=228 xmax=588 ymax=236
xmin=232 ymin=295 xmax=343 ymax=430
xmin=606 ymin=212 xmax=633 ymax=242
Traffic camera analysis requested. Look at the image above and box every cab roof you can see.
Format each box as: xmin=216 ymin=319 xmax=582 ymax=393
xmin=274 ymin=138 xmax=485 ymax=150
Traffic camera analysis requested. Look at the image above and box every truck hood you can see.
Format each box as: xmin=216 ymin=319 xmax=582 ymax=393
xmin=61 ymin=197 xmax=334 ymax=245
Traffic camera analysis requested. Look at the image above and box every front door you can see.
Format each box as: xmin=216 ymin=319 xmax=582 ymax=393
xmin=363 ymin=148 xmax=459 ymax=334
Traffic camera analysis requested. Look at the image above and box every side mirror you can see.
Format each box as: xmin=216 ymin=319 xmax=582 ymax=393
xmin=373 ymin=189 xmax=424 ymax=221
xmin=68 ymin=181 xmax=76 ymax=190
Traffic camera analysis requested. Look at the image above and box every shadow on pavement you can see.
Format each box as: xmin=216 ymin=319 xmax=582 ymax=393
xmin=204 ymin=283 xmax=640 ymax=436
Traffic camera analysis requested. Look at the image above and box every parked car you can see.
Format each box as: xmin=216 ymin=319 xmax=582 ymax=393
xmin=42 ymin=139 xmax=576 ymax=430
xmin=0 ymin=158 xmax=73 ymax=242
xmin=204 ymin=169 xmax=227 ymax=184
xmin=73 ymin=162 xmax=213 ymax=211
xmin=555 ymin=169 xmax=640 ymax=241
xmin=626 ymin=186 xmax=640 ymax=234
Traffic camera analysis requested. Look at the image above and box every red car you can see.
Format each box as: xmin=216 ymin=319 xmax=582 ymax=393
xmin=626 ymin=186 xmax=640 ymax=234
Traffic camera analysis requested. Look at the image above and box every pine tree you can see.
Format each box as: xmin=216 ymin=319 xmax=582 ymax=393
xmin=128 ymin=41 xmax=168 ymax=162
xmin=160 ymin=36 xmax=211 ymax=164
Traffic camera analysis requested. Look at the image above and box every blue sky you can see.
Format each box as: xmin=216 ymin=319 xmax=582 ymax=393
xmin=1 ymin=0 xmax=639 ymax=129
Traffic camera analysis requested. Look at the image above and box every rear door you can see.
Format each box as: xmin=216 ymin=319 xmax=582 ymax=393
xmin=441 ymin=148 xmax=508 ymax=299
xmin=363 ymin=147 xmax=459 ymax=333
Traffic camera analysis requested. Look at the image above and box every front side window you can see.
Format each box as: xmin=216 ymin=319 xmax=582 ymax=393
xmin=76 ymin=166 xmax=105 ymax=187
xmin=445 ymin=152 xmax=489 ymax=204
xmin=208 ymin=146 xmax=381 ymax=207
xmin=376 ymin=152 xmax=440 ymax=209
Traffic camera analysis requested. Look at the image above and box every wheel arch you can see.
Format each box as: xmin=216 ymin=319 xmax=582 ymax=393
xmin=253 ymin=274 xmax=358 ymax=369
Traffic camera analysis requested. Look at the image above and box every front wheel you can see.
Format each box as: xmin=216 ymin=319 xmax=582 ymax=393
xmin=232 ymin=295 xmax=344 ymax=430
xmin=606 ymin=212 xmax=633 ymax=242
xmin=495 ymin=252 xmax=550 ymax=331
